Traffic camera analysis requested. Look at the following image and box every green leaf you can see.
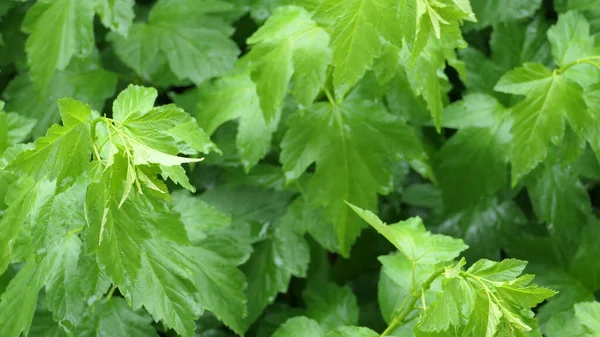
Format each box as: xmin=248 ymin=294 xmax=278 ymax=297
xmin=3 ymin=56 xmax=117 ymax=138
xmin=461 ymin=292 xmax=502 ymax=337
xmin=526 ymin=164 xmax=592 ymax=263
xmin=109 ymin=0 xmax=239 ymax=86
xmin=44 ymin=234 xmax=84 ymax=332
xmin=529 ymin=264 xmax=594 ymax=324
xmin=246 ymin=5 xmax=331 ymax=121
xmin=30 ymin=307 xmax=68 ymax=337
xmin=547 ymin=11 xmax=594 ymax=68
xmin=94 ymin=0 xmax=135 ymax=36
xmin=583 ymin=84 xmax=600 ymax=162
xmin=241 ymin=223 xmax=310 ymax=330
xmin=460 ymin=16 xmax=553 ymax=103
xmin=574 ymin=302 xmax=600 ymax=334
xmin=416 ymin=277 xmax=473 ymax=332
xmin=324 ymin=326 xmax=379 ymax=337
xmin=349 ymin=205 xmax=467 ymax=263
xmin=112 ymin=84 xmax=158 ymax=122
xmin=129 ymin=239 xmax=201 ymax=337
xmin=281 ymin=99 xmax=429 ymax=254
xmin=435 ymin=94 xmax=511 ymax=212
xmin=184 ymin=229 xmax=252 ymax=335
xmin=6 ymin=99 xmax=92 ymax=189
xmin=0 ymin=261 xmax=46 ymax=337
xmin=303 ymin=282 xmax=359 ymax=332
xmin=273 ymin=317 xmax=324 ymax=337
xmin=467 ymin=259 xmax=527 ymax=281
xmin=0 ymin=178 xmax=51 ymax=274
xmin=84 ymin=156 xmax=151 ymax=288
xmin=5 ymin=112 xmax=36 ymax=146
xmin=172 ymin=190 xmax=232 ymax=243
xmin=78 ymin=297 xmax=157 ymax=337
xmin=196 ymin=72 xmax=273 ymax=171
xmin=469 ymin=0 xmax=542 ymax=29
xmin=0 ymin=111 xmax=7 ymax=155
xmin=22 ymin=0 xmax=95 ymax=91
xmin=495 ymin=63 xmax=587 ymax=184
xmin=199 ymin=187 xmax=293 ymax=229
xmin=313 ymin=0 xmax=399 ymax=99
xmin=378 ymin=253 xmax=440 ymax=293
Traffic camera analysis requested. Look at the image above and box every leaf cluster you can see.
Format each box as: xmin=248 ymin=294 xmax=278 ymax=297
xmin=0 ymin=0 xmax=599 ymax=337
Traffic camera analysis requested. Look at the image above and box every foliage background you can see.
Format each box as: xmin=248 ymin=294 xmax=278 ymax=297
xmin=0 ymin=0 xmax=600 ymax=336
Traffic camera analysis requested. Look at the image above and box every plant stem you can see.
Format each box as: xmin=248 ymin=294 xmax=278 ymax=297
xmin=106 ymin=285 xmax=117 ymax=301
xmin=380 ymin=267 xmax=445 ymax=336
xmin=323 ymin=87 xmax=337 ymax=106
xmin=557 ymin=56 xmax=600 ymax=74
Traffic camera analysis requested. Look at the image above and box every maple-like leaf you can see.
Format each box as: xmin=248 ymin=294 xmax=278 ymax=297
xmin=245 ymin=5 xmax=331 ymax=122
xmin=22 ymin=0 xmax=95 ymax=92
xmin=495 ymin=63 xmax=587 ymax=184
xmin=281 ymin=99 xmax=429 ymax=254
xmin=109 ymin=0 xmax=239 ymax=86
xmin=6 ymin=99 xmax=93 ymax=189
xmin=314 ymin=0 xmax=400 ymax=99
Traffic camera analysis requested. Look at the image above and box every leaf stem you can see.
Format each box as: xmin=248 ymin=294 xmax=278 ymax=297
xmin=557 ymin=56 xmax=600 ymax=74
xmin=90 ymin=118 xmax=104 ymax=161
xmin=106 ymin=284 xmax=117 ymax=301
xmin=380 ymin=267 xmax=445 ymax=336
xmin=323 ymin=87 xmax=337 ymax=106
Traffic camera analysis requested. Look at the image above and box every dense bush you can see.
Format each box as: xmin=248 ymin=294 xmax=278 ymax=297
xmin=0 ymin=0 xmax=599 ymax=336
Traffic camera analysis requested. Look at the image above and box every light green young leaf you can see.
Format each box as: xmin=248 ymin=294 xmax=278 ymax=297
xmin=378 ymin=253 xmax=440 ymax=293
xmin=416 ymin=277 xmax=473 ymax=332
xmin=273 ymin=317 xmax=324 ymax=337
xmin=350 ymin=205 xmax=467 ymax=263
xmin=574 ymin=302 xmax=600 ymax=334
xmin=246 ymin=5 xmax=331 ymax=121
xmin=109 ymin=0 xmax=239 ymax=86
xmin=547 ymin=11 xmax=594 ymax=68
xmin=195 ymin=72 xmax=273 ymax=171
xmin=98 ymin=85 xmax=206 ymax=196
xmin=6 ymin=99 xmax=92 ymax=189
xmin=303 ymin=282 xmax=359 ymax=332
xmin=22 ymin=0 xmax=95 ymax=91
xmin=461 ymin=292 xmax=502 ymax=337
xmin=78 ymin=297 xmax=157 ymax=337
xmin=466 ymin=259 xmax=527 ymax=282
xmin=94 ymin=0 xmax=135 ymax=36
xmin=495 ymin=63 xmax=586 ymax=184
xmin=281 ymin=100 xmax=430 ymax=254
xmin=84 ymin=156 xmax=151 ymax=288
xmin=112 ymin=84 xmax=158 ymax=122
